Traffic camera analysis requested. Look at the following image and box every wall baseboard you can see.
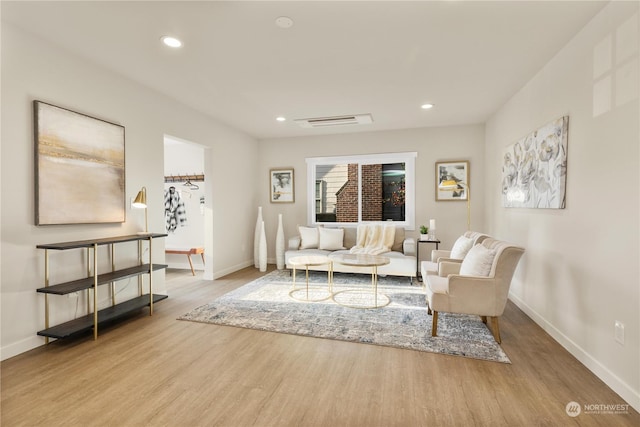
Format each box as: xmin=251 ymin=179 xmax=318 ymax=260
xmin=212 ymin=260 xmax=255 ymax=280
xmin=508 ymin=292 xmax=640 ymax=412
xmin=1 ymin=335 xmax=44 ymax=362
xmin=166 ymin=262 xmax=205 ymax=272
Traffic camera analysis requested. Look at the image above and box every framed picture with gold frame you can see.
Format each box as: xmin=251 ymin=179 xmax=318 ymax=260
xmin=435 ymin=160 xmax=469 ymax=201
xmin=270 ymin=168 xmax=294 ymax=203
xmin=34 ymin=100 xmax=125 ymax=225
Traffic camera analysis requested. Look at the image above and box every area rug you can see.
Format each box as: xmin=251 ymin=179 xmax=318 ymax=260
xmin=178 ymin=270 xmax=510 ymax=363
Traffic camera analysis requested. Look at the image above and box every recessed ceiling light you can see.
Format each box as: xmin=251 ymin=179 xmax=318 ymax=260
xmin=276 ymin=116 xmax=286 ymax=122
xmin=275 ymin=16 xmax=294 ymax=29
xmin=421 ymin=103 xmax=435 ymax=110
xmin=161 ymin=36 xmax=182 ymax=48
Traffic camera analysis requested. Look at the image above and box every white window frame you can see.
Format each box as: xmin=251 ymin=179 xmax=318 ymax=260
xmin=306 ymin=152 xmax=417 ymax=230
xmin=315 ymin=179 xmax=323 ymax=213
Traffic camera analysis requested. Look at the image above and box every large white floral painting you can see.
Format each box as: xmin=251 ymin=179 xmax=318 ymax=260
xmin=502 ymin=116 xmax=568 ymax=209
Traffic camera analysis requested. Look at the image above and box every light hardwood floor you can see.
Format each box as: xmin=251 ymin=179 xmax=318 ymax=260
xmin=2 ymin=267 xmax=638 ymax=426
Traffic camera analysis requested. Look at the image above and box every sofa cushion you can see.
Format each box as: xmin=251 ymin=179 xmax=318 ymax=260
xmin=340 ymin=226 xmax=404 ymax=251
xmin=450 ymin=235 xmax=474 ymax=259
xmin=459 ymin=244 xmax=496 ymax=277
xmin=392 ymin=227 xmax=404 ymax=252
xmin=342 ymin=227 xmax=357 ymax=249
xmin=318 ymin=227 xmax=345 ymax=250
xmin=298 ymin=226 xmax=319 ymax=249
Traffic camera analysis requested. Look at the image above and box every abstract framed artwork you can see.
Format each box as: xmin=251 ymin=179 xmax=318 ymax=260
xmin=436 ymin=160 xmax=469 ymax=201
xmin=502 ymin=116 xmax=568 ymax=209
xmin=270 ymin=168 xmax=294 ymax=203
xmin=34 ymin=101 xmax=126 ymax=225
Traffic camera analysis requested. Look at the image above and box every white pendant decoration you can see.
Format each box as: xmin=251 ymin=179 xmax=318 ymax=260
xmin=276 ymin=213 xmax=285 ymax=270
xmin=254 ymin=206 xmax=263 ymax=268
xmin=259 ymin=220 xmax=267 ymax=272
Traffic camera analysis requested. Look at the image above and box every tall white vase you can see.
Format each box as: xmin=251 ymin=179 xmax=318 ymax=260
xmin=275 ymin=214 xmax=285 ymax=270
xmin=254 ymin=206 xmax=263 ymax=268
xmin=259 ymin=220 xmax=267 ymax=272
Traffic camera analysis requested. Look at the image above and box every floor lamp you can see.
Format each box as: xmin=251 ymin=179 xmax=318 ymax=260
xmin=460 ymin=182 xmax=471 ymax=231
xmin=439 ymin=181 xmax=471 ymax=231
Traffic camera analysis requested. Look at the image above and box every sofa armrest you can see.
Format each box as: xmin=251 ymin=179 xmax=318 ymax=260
xmin=403 ymin=237 xmax=416 ymax=256
xmin=431 ymin=249 xmax=452 ymax=263
xmin=288 ymin=236 xmax=301 ymax=251
xmin=438 ymin=261 xmax=462 ymax=277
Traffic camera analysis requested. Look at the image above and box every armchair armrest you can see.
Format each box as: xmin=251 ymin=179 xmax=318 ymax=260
xmin=446 ymin=275 xmax=503 ymax=316
xmin=431 ymin=249 xmax=452 ymax=263
xmin=438 ymin=261 xmax=462 ymax=277
xmin=288 ymin=236 xmax=301 ymax=251
xmin=403 ymin=237 xmax=416 ymax=256
xmin=438 ymin=257 xmax=463 ymax=264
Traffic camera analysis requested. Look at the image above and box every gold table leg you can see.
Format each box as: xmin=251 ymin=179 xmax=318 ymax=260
xmin=289 ymin=261 xmax=332 ymax=302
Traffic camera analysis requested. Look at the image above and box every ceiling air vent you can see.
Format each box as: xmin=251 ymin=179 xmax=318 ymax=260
xmin=294 ymin=114 xmax=373 ymax=128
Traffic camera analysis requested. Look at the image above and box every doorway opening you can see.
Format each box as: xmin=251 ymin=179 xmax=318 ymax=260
xmin=163 ymin=135 xmax=213 ymax=279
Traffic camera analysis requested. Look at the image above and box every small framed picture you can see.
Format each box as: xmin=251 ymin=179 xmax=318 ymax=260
xmin=270 ymin=168 xmax=295 ymax=203
xmin=435 ymin=161 xmax=469 ymax=201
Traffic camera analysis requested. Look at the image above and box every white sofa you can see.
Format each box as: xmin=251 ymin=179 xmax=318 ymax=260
xmin=285 ymin=226 xmax=417 ymax=280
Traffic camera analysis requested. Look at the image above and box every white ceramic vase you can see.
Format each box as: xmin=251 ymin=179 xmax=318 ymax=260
xmin=275 ymin=214 xmax=285 ymax=270
xmin=254 ymin=206 xmax=262 ymax=268
xmin=259 ymin=220 xmax=267 ymax=272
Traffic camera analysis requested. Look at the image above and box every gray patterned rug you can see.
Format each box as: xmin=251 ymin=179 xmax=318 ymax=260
xmin=178 ymin=270 xmax=510 ymax=363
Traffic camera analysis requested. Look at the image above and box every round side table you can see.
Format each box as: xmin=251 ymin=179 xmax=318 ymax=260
xmin=289 ymin=255 xmax=333 ymax=302
xmin=329 ymin=253 xmax=391 ymax=309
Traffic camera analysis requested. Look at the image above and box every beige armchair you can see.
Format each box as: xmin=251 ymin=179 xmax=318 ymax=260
xmin=424 ymin=238 xmax=525 ymax=343
xmin=420 ymin=231 xmax=489 ymax=278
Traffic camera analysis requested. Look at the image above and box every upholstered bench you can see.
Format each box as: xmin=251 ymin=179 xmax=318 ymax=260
xmin=165 ymin=247 xmax=204 ymax=275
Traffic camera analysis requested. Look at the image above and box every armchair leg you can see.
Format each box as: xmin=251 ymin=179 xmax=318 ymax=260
xmin=481 ymin=316 xmax=487 ymax=324
xmin=490 ymin=317 xmax=501 ymax=343
xmin=431 ymin=311 xmax=438 ymax=337
xmin=426 ymin=301 xmax=432 ymax=315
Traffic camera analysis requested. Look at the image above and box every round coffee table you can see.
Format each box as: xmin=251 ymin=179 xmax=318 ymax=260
xmin=329 ymin=253 xmax=391 ymax=309
xmin=289 ymin=255 xmax=333 ymax=302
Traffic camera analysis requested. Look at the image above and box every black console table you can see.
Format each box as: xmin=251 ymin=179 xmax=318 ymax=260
xmin=36 ymin=233 xmax=168 ymax=341
xmin=416 ymin=239 xmax=441 ymax=281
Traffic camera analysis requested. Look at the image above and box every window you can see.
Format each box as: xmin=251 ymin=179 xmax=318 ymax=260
xmin=315 ymin=180 xmax=323 ymax=213
xmin=306 ymin=152 xmax=416 ymax=229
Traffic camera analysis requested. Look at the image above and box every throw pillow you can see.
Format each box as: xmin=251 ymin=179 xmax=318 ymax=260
xmin=392 ymin=227 xmax=404 ymax=252
xmin=459 ymin=244 xmax=497 ymax=277
xmin=318 ymin=227 xmax=345 ymax=250
xmin=342 ymin=227 xmax=357 ymax=249
xmin=298 ymin=226 xmax=319 ymax=249
xmin=450 ymin=236 xmax=474 ymax=259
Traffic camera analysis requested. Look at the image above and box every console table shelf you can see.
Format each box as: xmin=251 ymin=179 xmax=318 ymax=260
xmin=37 ymin=233 xmax=168 ymax=341
xmin=37 ymin=264 xmax=167 ymax=295
xmin=36 ymin=233 xmax=167 ymax=250
xmin=37 ymin=294 xmax=168 ymax=339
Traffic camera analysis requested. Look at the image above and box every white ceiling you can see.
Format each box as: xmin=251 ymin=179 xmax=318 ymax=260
xmin=2 ymin=1 xmax=606 ymax=140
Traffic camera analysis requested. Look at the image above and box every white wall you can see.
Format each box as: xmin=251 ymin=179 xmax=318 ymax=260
xmin=258 ymin=125 xmax=486 ymax=266
xmin=485 ymin=2 xmax=639 ymax=410
xmin=0 ymin=24 xmax=258 ymax=360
